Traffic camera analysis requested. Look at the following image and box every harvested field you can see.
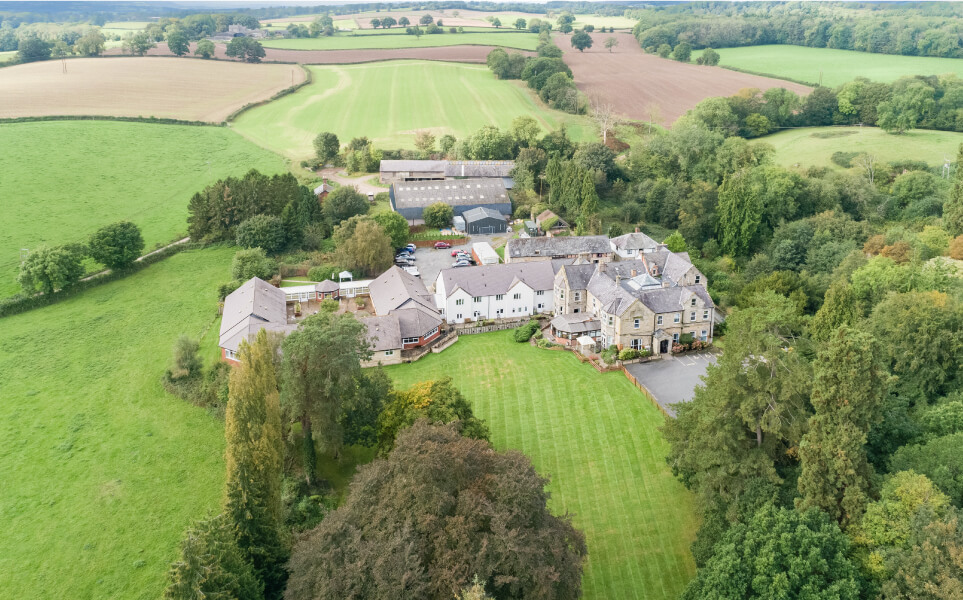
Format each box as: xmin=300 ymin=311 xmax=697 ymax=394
xmin=559 ymin=32 xmax=811 ymax=126
xmin=264 ymin=8 xmax=538 ymax=29
xmin=0 ymin=57 xmax=305 ymax=122
xmin=105 ymin=41 xmax=527 ymax=64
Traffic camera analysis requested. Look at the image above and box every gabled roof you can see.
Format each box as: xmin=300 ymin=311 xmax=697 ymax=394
xmin=218 ymin=278 xmax=295 ymax=352
xmin=360 ymin=315 xmax=402 ymax=352
xmin=463 ymin=206 xmax=505 ymax=223
xmin=643 ymin=250 xmax=695 ymax=284
xmin=610 ymin=232 xmax=661 ymax=252
xmin=637 ymin=285 xmax=714 ymax=314
xmin=392 ymin=306 xmax=443 ymax=339
xmin=550 ymin=313 xmax=601 ymax=334
xmin=369 ymin=266 xmax=436 ymax=316
xmin=380 ymin=159 xmax=448 ymax=173
xmin=444 ymin=161 xmax=514 ymax=178
xmin=506 ymin=235 xmax=611 ymax=259
xmin=440 ymin=262 xmax=556 ymax=298
xmin=535 ymin=209 xmax=567 ymax=227
xmin=559 ymin=263 xmax=596 ymax=290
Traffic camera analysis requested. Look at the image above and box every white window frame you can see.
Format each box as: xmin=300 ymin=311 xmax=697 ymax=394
xmin=425 ymin=327 xmax=439 ymax=337
xmin=631 ymin=339 xmax=643 ymax=350
xmin=672 ymin=333 xmax=680 ymax=342
xmin=695 ymin=275 xmax=701 ymax=284
xmin=513 ymin=292 xmax=521 ymax=300
xmin=456 ymin=313 xmax=463 ymax=320
xmin=536 ymin=290 xmax=545 ymax=296
xmin=691 ymin=298 xmax=697 ymax=306
xmin=574 ymin=292 xmax=581 ymax=301
xmin=456 ymin=298 xmax=464 ymax=306
xmin=633 ymin=318 xmax=640 ymax=329
xmin=402 ymin=336 xmax=420 ymax=345
xmin=385 ymin=350 xmax=394 ymax=356
xmin=703 ymin=309 xmax=709 ymax=320
xmin=700 ymin=330 xmax=708 ymax=341
xmin=690 ymin=311 xmax=696 ymax=321
xmin=496 ymin=294 xmax=504 ymax=301
xmin=673 ymin=314 xmax=681 ymax=324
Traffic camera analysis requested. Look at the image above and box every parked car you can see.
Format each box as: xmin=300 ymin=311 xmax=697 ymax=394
xmin=395 ymin=258 xmax=414 ymax=267
xmin=435 ymin=241 xmax=451 ymax=249
xmin=452 ymin=259 xmax=470 ymax=267
xmin=405 ymin=244 xmax=417 ymax=252
xmin=396 ymin=252 xmax=416 ymax=261
xmin=402 ymin=266 xmax=420 ymax=277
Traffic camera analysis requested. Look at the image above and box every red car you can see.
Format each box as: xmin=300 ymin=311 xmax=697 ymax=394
xmin=434 ymin=241 xmax=451 ymax=249
xmin=451 ymin=249 xmax=469 ymax=257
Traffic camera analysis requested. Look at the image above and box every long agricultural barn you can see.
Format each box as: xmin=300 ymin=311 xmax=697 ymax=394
xmin=379 ymin=159 xmax=514 ymax=184
xmin=389 ymin=178 xmax=511 ymax=225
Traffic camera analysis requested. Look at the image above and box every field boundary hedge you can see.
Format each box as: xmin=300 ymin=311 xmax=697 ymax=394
xmin=0 ymin=241 xmax=221 ymax=319
xmin=225 ymin=63 xmax=312 ymax=122
xmin=0 ymin=114 xmax=222 ymax=127
xmin=713 ymin=63 xmax=818 ymax=88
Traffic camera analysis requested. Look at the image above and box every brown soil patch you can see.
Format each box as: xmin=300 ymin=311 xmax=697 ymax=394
xmin=0 ymin=56 xmax=305 ymax=122
xmin=104 ymin=42 xmax=529 ymax=65
xmin=559 ymin=32 xmax=811 ymax=126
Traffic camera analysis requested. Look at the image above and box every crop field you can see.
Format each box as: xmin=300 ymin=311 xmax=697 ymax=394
xmin=572 ymin=15 xmax=639 ymax=29
xmin=232 ymin=60 xmax=594 ymax=159
xmin=261 ymin=28 xmax=538 ymax=51
xmin=764 ymin=126 xmax=963 ymax=170
xmin=384 ymin=332 xmax=697 ymax=600
xmin=559 ymin=32 xmax=810 ymax=126
xmin=0 ymin=247 xmax=233 ymax=599
xmin=692 ymin=45 xmax=963 ymax=87
xmin=0 ymin=57 xmax=306 ymax=122
xmin=0 ymin=121 xmax=285 ymax=297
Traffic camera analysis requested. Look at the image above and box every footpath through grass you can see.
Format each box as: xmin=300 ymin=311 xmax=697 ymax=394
xmin=384 ymin=331 xmax=697 ymax=600
xmin=0 ymin=247 xmax=232 ymax=599
xmin=0 ymin=121 xmax=286 ymax=297
xmin=693 ymin=44 xmax=963 ymax=87
xmin=765 ymin=126 xmax=963 ymax=170
xmin=232 ymin=60 xmax=594 ymax=160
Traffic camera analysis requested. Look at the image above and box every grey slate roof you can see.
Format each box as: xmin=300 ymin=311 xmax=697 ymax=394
xmin=369 ymin=266 xmax=436 ymax=316
xmin=636 ymin=285 xmax=714 ymax=314
xmin=535 ymin=209 xmax=567 ymax=228
xmin=444 ymin=161 xmax=515 ymax=178
xmin=316 ymin=279 xmax=340 ymax=293
xmin=360 ymin=315 xmax=402 ymax=352
xmin=644 ymin=250 xmax=695 ymax=284
xmin=392 ymin=178 xmax=508 ymax=210
xmin=393 ymin=306 xmax=442 ymax=339
xmin=610 ymin=232 xmax=661 ymax=252
xmin=560 ymin=263 xmax=597 ymax=291
xmin=440 ymin=262 xmax=556 ymax=298
xmin=463 ymin=206 xmax=505 ymax=223
xmin=380 ymin=160 xmax=448 ymax=174
xmin=506 ymin=235 xmax=611 ymax=259
xmin=550 ymin=313 xmax=601 ymax=334
xmin=219 ymin=278 xmax=291 ymax=352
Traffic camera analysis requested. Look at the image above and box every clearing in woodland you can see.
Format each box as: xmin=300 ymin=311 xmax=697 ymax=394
xmin=0 ymin=57 xmax=305 ymax=122
xmin=0 ymin=247 xmax=233 ymax=600
xmin=559 ymin=32 xmax=811 ymax=126
xmin=260 ymin=27 xmax=538 ymax=51
xmin=0 ymin=121 xmax=285 ymax=297
xmin=692 ymin=45 xmax=963 ymax=88
xmin=765 ymin=126 xmax=963 ymax=170
xmin=384 ymin=331 xmax=698 ymax=600
xmin=231 ymin=60 xmax=594 ymax=160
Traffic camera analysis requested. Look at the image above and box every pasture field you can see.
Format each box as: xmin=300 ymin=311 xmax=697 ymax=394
xmin=0 ymin=57 xmax=306 ymax=122
xmin=384 ymin=332 xmax=698 ymax=600
xmin=764 ymin=126 xmax=963 ymax=170
xmin=232 ymin=60 xmax=594 ymax=159
xmin=260 ymin=28 xmax=538 ymax=51
xmin=0 ymin=121 xmax=286 ymax=297
xmin=692 ymin=45 xmax=963 ymax=87
xmin=0 ymin=246 xmax=233 ymax=600
xmin=572 ymin=15 xmax=639 ymax=29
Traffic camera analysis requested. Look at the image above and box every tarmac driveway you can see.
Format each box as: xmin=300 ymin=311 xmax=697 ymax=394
xmin=624 ymin=350 xmax=718 ymax=417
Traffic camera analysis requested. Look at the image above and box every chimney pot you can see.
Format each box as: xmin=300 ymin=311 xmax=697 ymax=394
xmin=631 ymin=269 xmax=637 ymax=277
xmin=635 ymin=227 xmax=640 ymax=233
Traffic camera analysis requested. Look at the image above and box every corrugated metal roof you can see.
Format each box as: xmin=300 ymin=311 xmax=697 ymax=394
xmin=391 ymin=178 xmax=508 ymax=210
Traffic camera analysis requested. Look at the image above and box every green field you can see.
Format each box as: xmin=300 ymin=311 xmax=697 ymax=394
xmin=384 ymin=332 xmax=697 ymax=600
xmin=764 ymin=126 xmax=963 ymax=169
xmin=232 ymin=60 xmax=594 ymax=159
xmin=0 ymin=121 xmax=286 ymax=297
xmin=261 ymin=28 xmax=538 ymax=50
xmin=0 ymin=247 xmax=233 ymax=599
xmin=692 ymin=44 xmax=963 ymax=87
xmin=572 ymin=15 xmax=639 ymax=29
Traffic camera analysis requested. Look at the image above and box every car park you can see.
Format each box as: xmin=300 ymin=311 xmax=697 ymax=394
xmin=405 ymin=244 xmax=417 ymax=252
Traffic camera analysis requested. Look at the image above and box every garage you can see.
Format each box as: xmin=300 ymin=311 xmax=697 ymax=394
xmin=463 ymin=207 xmax=507 ymax=235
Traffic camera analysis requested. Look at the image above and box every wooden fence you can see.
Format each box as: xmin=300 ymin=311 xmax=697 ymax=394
xmin=622 ymin=367 xmax=674 ymax=418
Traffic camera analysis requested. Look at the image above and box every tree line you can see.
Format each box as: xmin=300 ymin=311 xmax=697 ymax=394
xmin=632 ymin=1 xmax=963 ymax=59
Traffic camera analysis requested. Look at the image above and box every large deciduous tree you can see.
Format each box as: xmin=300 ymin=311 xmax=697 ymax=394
xmin=226 ymin=37 xmax=266 ymax=62
xmin=570 ymin=30 xmax=593 ymax=52
xmin=166 ymin=31 xmax=189 ymax=56
xmin=18 ymin=244 xmax=85 ymax=295
xmin=285 ymin=421 xmax=587 ymax=600
xmin=321 ymin=186 xmax=368 ymax=225
xmin=334 ymin=219 xmax=392 ymax=276
xmin=422 ymin=202 xmax=454 ymax=229
xmin=88 ymin=221 xmax=144 ymax=270
xmin=372 ymin=210 xmax=410 ymax=248
xmin=796 ymin=326 xmax=886 ymax=529
xmin=313 ymin=132 xmax=340 ymax=165
xmin=281 ymin=312 xmax=370 ymax=483
xmin=235 ymin=214 xmax=287 ymax=255
xmin=224 ymin=330 xmax=287 ymax=597
xmin=75 ymin=30 xmax=106 ymax=56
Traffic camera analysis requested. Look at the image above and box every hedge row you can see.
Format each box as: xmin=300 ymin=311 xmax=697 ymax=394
xmin=0 ymin=241 xmax=208 ymax=319
xmin=225 ymin=63 xmax=312 ymax=122
xmin=0 ymin=114 xmax=220 ymax=127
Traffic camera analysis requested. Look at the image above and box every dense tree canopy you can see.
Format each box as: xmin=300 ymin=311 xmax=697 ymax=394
xmin=88 ymin=221 xmax=144 ymax=270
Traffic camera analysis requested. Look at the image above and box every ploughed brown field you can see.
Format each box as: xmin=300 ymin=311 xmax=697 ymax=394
xmin=559 ymin=32 xmax=811 ymax=126
xmin=0 ymin=57 xmax=305 ymax=122
xmin=104 ymin=42 xmax=530 ymax=64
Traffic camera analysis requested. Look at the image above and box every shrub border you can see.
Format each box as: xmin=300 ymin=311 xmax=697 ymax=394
xmin=225 ymin=63 xmax=312 ymax=122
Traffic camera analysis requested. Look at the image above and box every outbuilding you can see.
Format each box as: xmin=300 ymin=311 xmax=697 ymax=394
xmin=463 ymin=206 xmax=507 ymax=234
xmin=472 ymin=242 xmax=499 ymax=266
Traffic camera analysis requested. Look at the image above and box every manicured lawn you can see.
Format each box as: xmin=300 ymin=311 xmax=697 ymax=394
xmin=261 ymin=28 xmax=538 ymax=50
xmin=232 ymin=60 xmax=594 ymax=160
xmin=763 ymin=126 xmax=963 ymax=170
xmin=0 ymin=247 xmax=234 ymax=599
xmin=0 ymin=121 xmax=286 ymax=297
xmin=384 ymin=332 xmax=698 ymax=600
xmin=692 ymin=44 xmax=963 ymax=87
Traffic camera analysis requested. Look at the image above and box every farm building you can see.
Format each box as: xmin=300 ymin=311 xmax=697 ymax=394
xmin=389 ymin=178 xmax=511 ymax=225
xmin=463 ymin=206 xmax=507 ymax=234
xmin=472 ymin=242 xmax=499 ymax=266
xmin=379 ymin=159 xmax=515 ymax=185
xmin=433 ymin=261 xmax=558 ymax=324
xmin=505 ymin=235 xmax=614 ymax=264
